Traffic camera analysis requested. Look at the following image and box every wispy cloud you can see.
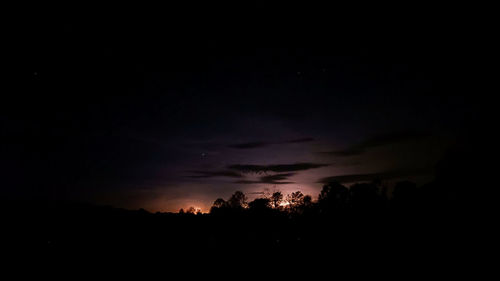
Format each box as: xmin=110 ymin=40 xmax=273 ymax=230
xmin=228 ymin=138 xmax=315 ymax=149
xmin=285 ymin=137 xmax=315 ymax=143
xmin=260 ymin=173 xmax=296 ymax=183
xmin=320 ymin=131 xmax=429 ymax=157
xmin=234 ymin=172 xmax=296 ymax=185
xmin=317 ymin=169 xmax=430 ymax=184
xmin=228 ymin=163 xmax=329 ymax=174
xmin=186 ymin=170 xmax=244 ymax=179
xmin=247 ymin=191 xmax=266 ymax=195
xmin=228 ymin=142 xmax=269 ymax=149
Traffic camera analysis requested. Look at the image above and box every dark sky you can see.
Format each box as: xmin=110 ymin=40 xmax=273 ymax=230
xmin=3 ymin=18 xmax=485 ymax=212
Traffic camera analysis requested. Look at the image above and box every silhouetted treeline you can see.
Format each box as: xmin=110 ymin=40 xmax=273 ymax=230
xmin=32 ymin=175 xmax=488 ymax=259
xmin=5 ymin=141 xmax=492 ymax=270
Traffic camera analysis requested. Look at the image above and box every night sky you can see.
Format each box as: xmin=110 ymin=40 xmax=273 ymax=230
xmin=4 ymin=18 xmax=484 ymax=213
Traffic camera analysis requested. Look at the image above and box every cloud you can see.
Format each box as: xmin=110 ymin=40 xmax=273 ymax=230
xmin=228 ymin=138 xmax=315 ymax=149
xmin=234 ymin=172 xmax=296 ymax=185
xmin=260 ymin=173 xmax=296 ymax=182
xmin=284 ymin=137 xmax=315 ymax=143
xmin=320 ymin=131 xmax=429 ymax=157
xmin=186 ymin=170 xmax=244 ymax=179
xmin=317 ymin=173 xmax=387 ymax=183
xmin=233 ymin=180 xmax=261 ymax=184
xmin=228 ymin=162 xmax=329 ymax=174
xmin=234 ymin=173 xmax=296 ymax=184
xmin=235 ymin=180 xmax=294 ymax=185
xmin=321 ymin=147 xmax=365 ymax=157
xmin=228 ymin=142 xmax=269 ymax=149
xmin=317 ymin=169 xmax=430 ymax=184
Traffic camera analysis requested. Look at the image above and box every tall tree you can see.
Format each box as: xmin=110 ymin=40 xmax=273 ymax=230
xmin=228 ymin=191 xmax=247 ymax=209
xmin=271 ymin=191 xmax=283 ymax=209
xmin=287 ymin=191 xmax=304 ymax=213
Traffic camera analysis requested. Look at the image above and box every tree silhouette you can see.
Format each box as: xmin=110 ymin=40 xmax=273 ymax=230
xmin=286 ymin=191 xmax=305 ymax=213
xmin=228 ymin=191 xmax=247 ymax=209
xmin=49 ymin=160 xmax=477 ymax=261
xmin=210 ymin=198 xmax=227 ymax=214
xmin=248 ymin=198 xmax=271 ymax=211
xmin=318 ymin=182 xmax=349 ymax=214
xmin=349 ymin=183 xmax=381 ymax=212
xmin=213 ymin=198 xmax=227 ymax=208
xmin=186 ymin=206 xmax=196 ymax=214
xmin=271 ymin=191 xmax=283 ymax=209
xmin=303 ymin=195 xmax=313 ymax=207
xmin=392 ymin=181 xmax=418 ymax=210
